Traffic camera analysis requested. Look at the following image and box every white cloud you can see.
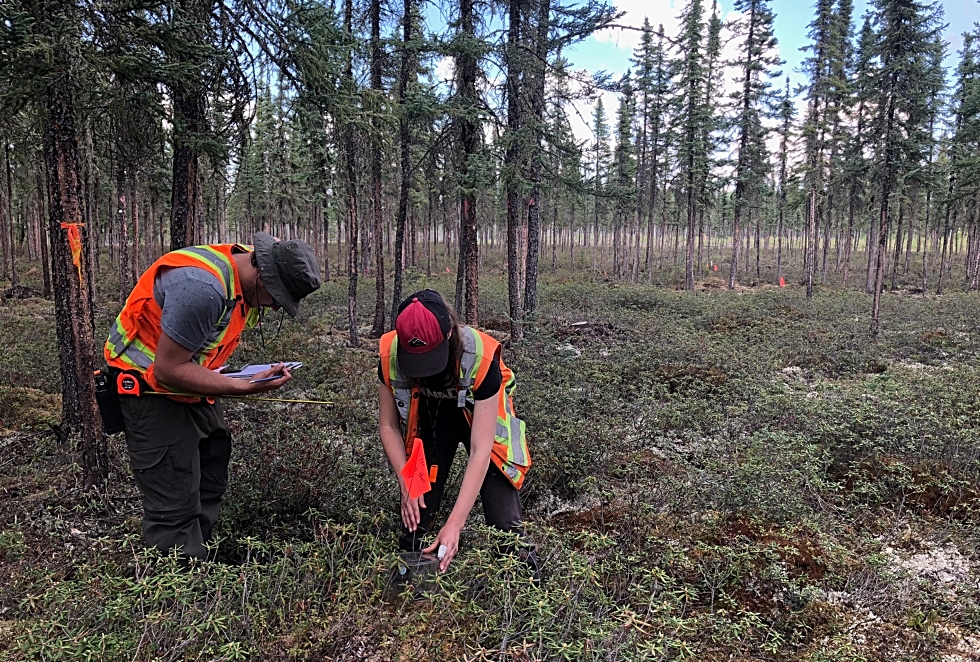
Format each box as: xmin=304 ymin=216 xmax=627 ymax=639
xmin=435 ymin=56 xmax=455 ymax=85
xmin=568 ymin=0 xmax=795 ymax=182
xmin=567 ymin=89 xmax=620 ymax=149
xmin=594 ymin=0 xmax=685 ymax=52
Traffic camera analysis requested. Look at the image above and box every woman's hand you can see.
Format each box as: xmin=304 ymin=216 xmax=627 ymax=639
xmin=424 ymin=521 xmax=462 ymax=572
xmin=400 ymin=477 xmax=427 ymax=531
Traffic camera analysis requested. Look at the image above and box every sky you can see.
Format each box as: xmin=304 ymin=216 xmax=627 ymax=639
xmin=562 ymin=0 xmax=980 ymax=143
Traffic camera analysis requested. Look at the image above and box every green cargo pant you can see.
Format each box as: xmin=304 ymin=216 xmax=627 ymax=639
xmin=119 ymin=394 xmax=231 ymax=561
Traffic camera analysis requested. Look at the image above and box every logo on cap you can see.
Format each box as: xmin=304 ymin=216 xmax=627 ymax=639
xmin=408 ymin=337 xmax=428 ymax=347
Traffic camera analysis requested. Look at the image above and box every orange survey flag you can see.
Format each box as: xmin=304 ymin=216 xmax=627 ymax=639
xmin=779 ymin=276 xmax=786 ymax=287
xmin=60 ymin=223 xmax=83 ymax=282
xmin=400 ymin=437 xmax=432 ymax=500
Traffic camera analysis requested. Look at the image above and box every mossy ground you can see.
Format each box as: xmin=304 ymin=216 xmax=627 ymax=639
xmin=1 ymin=259 xmax=979 ymax=661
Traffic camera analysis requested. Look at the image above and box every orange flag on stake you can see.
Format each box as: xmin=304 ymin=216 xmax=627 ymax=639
xmin=400 ymin=437 xmax=432 ymax=499
xmin=779 ymin=276 xmax=786 ymax=287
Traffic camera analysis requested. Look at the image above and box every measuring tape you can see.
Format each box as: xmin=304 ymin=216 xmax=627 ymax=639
xmin=143 ymin=392 xmax=334 ymax=406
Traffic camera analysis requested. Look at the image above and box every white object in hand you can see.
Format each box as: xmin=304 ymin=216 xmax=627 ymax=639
xmin=217 ymin=362 xmax=303 ymax=379
xmin=437 ymin=544 xmax=447 ymax=559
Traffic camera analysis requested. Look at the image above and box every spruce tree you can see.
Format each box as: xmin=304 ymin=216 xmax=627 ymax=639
xmin=867 ymin=0 xmax=944 ymax=334
xmin=610 ymin=72 xmax=636 ymax=279
xmin=450 ymin=0 xmax=486 ymax=324
xmin=775 ymin=77 xmax=794 ymax=284
xmin=726 ymin=0 xmax=780 ymax=289
xmin=942 ymin=29 xmax=980 ymax=292
xmin=801 ymin=0 xmax=838 ymax=297
xmin=391 ymin=0 xmax=418 ymax=328
xmin=631 ymin=19 xmax=670 ymax=275
xmin=590 ymin=97 xmax=610 ymax=268
xmin=523 ymin=0 xmax=551 ymax=323
xmin=368 ymin=0 xmax=386 ymax=336
xmin=673 ymin=0 xmax=707 ymax=290
xmin=0 ymin=0 xmax=106 ymax=484
xmin=504 ymin=0 xmax=529 ymax=341
xmin=842 ymin=16 xmax=875 ymax=289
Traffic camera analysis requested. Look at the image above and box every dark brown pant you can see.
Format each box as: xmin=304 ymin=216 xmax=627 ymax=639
xmin=120 ymin=394 xmax=231 ymax=561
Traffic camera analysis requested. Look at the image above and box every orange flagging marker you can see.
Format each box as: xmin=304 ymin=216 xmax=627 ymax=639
xmin=400 ymin=437 xmax=432 ymax=499
xmin=779 ymin=276 xmax=786 ymax=287
xmin=60 ymin=222 xmax=84 ymax=282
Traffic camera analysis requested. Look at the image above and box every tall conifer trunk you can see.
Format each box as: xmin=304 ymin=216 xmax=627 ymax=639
xmin=0 ymin=144 xmax=10 ymax=283
xmin=458 ymin=0 xmax=480 ymax=324
xmin=505 ymin=0 xmax=526 ymax=341
xmin=728 ymin=4 xmax=756 ymax=290
xmin=369 ymin=0 xmax=386 ymax=336
xmin=45 ymin=68 xmax=106 ymax=485
xmin=5 ymin=144 xmax=17 ymax=286
xmin=116 ymin=161 xmax=130 ymax=303
xmin=872 ymin=78 xmax=898 ymax=336
xmin=343 ymin=0 xmax=360 ymax=346
xmin=37 ymin=166 xmax=52 ymax=297
xmin=391 ymin=0 xmax=414 ymax=326
xmin=169 ymin=0 xmax=208 ymax=251
xmin=523 ymin=0 xmax=550 ymax=325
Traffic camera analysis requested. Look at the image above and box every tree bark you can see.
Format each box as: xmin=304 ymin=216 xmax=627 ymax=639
xmin=168 ymin=0 xmax=208 ymax=251
xmin=344 ymin=0 xmax=360 ymax=347
xmin=0 ymin=142 xmax=10 ymax=283
xmin=390 ymin=0 xmax=414 ymax=327
xmin=505 ymin=0 xmax=526 ymax=341
xmin=458 ymin=0 xmax=480 ymax=324
xmin=37 ymin=165 xmax=52 ymax=297
xmin=5 ymin=143 xmax=17 ymax=286
xmin=116 ymin=162 xmax=131 ymax=303
xmin=523 ymin=0 xmax=550 ymax=327
xmin=44 ymin=69 xmax=107 ymax=485
xmin=369 ymin=0 xmax=386 ymax=336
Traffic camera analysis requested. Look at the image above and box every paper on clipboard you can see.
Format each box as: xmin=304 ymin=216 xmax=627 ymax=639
xmin=214 ymin=362 xmax=303 ymax=380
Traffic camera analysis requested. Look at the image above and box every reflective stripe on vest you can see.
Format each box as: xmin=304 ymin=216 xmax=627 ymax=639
xmin=379 ymin=326 xmax=531 ymax=490
xmin=105 ymin=246 xmax=241 ymax=370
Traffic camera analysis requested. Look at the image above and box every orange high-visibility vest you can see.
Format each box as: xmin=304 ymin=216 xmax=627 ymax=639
xmin=380 ymin=326 xmax=531 ymax=490
xmin=104 ymin=244 xmax=258 ymax=401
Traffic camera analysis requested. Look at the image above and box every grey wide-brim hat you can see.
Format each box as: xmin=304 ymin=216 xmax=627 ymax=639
xmin=253 ymin=232 xmax=322 ymax=317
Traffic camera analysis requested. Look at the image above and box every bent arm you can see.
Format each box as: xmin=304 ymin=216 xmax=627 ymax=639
xmin=445 ymin=395 xmax=497 ymax=530
xmin=378 ymin=384 xmax=408 ymax=472
xmin=381 ymin=384 xmax=430 ymax=531
xmin=153 ymin=331 xmax=289 ymax=395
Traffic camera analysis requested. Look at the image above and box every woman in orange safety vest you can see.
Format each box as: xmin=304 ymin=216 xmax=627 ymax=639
xmin=378 ymin=289 xmax=536 ymax=576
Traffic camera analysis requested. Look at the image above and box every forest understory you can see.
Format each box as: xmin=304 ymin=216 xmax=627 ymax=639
xmin=2 ymin=252 xmax=980 ymax=661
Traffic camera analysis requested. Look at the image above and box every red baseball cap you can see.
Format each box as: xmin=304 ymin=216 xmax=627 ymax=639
xmin=395 ymin=290 xmax=453 ymax=378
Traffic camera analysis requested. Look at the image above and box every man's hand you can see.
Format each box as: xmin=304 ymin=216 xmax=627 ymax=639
xmin=424 ymin=521 xmax=462 ymax=572
xmin=155 ymin=333 xmax=293 ymax=396
xmin=240 ymin=363 xmax=292 ymax=394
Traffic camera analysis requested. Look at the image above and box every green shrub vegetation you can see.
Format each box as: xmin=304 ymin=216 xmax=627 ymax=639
xmin=1 ymin=272 xmax=979 ymax=660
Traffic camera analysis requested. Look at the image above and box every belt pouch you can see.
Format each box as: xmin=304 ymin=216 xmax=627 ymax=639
xmin=94 ymin=369 xmax=125 ymax=434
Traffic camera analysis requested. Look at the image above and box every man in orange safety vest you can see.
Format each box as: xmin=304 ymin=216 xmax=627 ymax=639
xmin=104 ymin=232 xmax=320 ymax=561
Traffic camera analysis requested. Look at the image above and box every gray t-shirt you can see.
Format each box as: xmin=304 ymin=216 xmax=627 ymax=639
xmin=153 ymin=266 xmax=228 ymax=352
